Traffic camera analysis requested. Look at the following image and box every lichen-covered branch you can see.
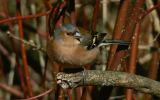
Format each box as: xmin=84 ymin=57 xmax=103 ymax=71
xmin=57 ymin=70 xmax=160 ymax=97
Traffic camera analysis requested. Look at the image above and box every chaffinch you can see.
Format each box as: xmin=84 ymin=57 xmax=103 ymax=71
xmin=47 ymin=24 xmax=129 ymax=68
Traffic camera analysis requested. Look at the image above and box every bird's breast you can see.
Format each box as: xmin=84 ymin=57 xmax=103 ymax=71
xmin=47 ymin=38 xmax=99 ymax=68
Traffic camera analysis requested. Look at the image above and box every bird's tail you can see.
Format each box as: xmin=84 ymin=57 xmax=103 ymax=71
xmin=98 ymin=39 xmax=130 ymax=47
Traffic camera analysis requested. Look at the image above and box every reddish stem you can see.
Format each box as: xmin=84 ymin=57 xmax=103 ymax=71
xmin=81 ymin=86 xmax=94 ymax=100
xmin=142 ymin=3 xmax=160 ymax=19
xmin=17 ymin=13 xmax=33 ymax=97
xmin=81 ymin=1 xmax=100 ymax=99
xmin=144 ymin=42 xmax=159 ymax=99
xmin=16 ymin=5 xmax=33 ymax=96
xmin=75 ymin=87 xmax=81 ymax=100
xmin=91 ymin=0 xmax=100 ymax=32
xmin=104 ymin=1 xmax=131 ymax=99
xmin=69 ymin=0 xmax=76 ymax=25
xmin=67 ymin=89 xmax=73 ymax=100
xmin=20 ymin=88 xmax=53 ymax=100
xmin=107 ymin=0 xmax=131 ymax=69
xmin=126 ymin=23 xmax=141 ymax=100
xmin=0 ymin=56 xmax=4 ymax=78
xmin=17 ymin=63 xmax=28 ymax=97
xmin=43 ymin=0 xmax=52 ymax=10
xmin=58 ymin=88 xmax=64 ymax=100
xmin=129 ymin=24 xmax=140 ymax=73
xmin=0 ymin=11 xmax=49 ymax=24
xmin=109 ymin=0 xmax=146 ymax=70
xmin=0 ymin=82 xmax=23 ymax=97
xmin=121 ymin=0 xmax=145 ymax=40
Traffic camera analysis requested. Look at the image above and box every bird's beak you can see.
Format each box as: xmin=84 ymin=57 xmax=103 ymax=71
xmin=74 ymin=31 xmax=82 ymax=41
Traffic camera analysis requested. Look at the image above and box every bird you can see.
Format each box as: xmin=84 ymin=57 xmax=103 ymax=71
xmin=47 ymin=24 xmax=130 ymax=69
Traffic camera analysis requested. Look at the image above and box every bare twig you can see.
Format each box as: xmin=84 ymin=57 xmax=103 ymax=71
xmin=18 ymin=88 xmax=53 ymax=100
xmin=6 ymin=31 xmax=46 ymax=52
xmin=0 ymin=11 xmax=50 ymax=24
xmin=0 ymin=82 xmax=23 ymax=97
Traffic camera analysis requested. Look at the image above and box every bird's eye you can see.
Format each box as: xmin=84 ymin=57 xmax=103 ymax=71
xmin=66 ymin=32 xmax=73 ymax=36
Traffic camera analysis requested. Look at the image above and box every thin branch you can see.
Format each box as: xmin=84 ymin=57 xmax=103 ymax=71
xmin=142 ymin=3 xmax=160 ymax=21
xmin=0 ymin=11 xmax=50 ymax=24
xmin=19 ymin=88 xmax=53 ymax=100
xmin=6 ymin=31 xmax=46 ymax=52
xmin=43 ymin=0 xmax=52 ymax=10
xmin=91 ymin=0 xmax=100 ymax=32
xmin=16 ymin=1 xmax=33 ymax=95
xmin=0 ymin=82 xmax=23 ymax=97
xmin=57 ymin=70 xmax=160 ymax=97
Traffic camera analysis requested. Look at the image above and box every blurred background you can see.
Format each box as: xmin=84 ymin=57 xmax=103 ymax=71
xmin=0 ymin=0 xmax=159 ymax=100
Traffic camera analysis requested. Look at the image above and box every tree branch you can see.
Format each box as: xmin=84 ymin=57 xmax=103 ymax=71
xmin=57 ymin=70 xmax=160 ymax=97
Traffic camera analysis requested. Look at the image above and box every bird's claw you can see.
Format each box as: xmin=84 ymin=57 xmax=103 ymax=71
xmin=56 ymin=72 xmax=84 ymax=88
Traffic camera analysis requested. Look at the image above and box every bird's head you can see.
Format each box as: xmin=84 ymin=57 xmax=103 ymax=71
xmin=52 ymin=24 xmax=82 ymax=44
